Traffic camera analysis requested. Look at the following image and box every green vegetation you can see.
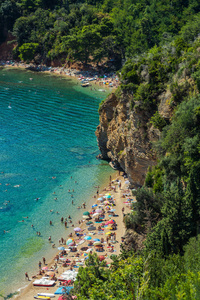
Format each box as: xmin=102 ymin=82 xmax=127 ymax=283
xmin=0 ymin=0 xmax=200 ymax=67
xmin=73 ymin=94 xmax=200 ymax=299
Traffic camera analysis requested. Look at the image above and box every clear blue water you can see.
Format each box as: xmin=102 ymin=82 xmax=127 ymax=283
xmin=0 ymin=68 xmax=114 ymax=296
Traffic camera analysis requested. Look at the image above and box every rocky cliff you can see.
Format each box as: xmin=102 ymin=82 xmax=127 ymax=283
xmin=96 ymin=91 xmax=170 ymax=187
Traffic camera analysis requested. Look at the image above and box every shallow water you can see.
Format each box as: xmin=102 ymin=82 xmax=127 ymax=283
xmin=0 ymin=68 xmax=114 ymax=296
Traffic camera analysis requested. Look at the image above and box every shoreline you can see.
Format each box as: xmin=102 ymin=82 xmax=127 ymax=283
xmin=0 ymin=60 xmax=120 ymax=91
xmin=15 ymin=172 xmax=132 ymax=300
xmin=5 ymin=172 xmax=112 ymax=299
xmin=11 ymin=170 xmax=116 ymax=299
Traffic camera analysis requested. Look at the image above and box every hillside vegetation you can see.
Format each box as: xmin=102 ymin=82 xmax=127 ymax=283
xmin=74 ymin=37 xmax=200 ymax=296
xmin=0 ymin=0 xmax=200 ymax=67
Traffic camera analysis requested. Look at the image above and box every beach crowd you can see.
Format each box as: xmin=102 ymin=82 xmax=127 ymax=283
xmin=16 ymin=173 xmax=135 ymax=300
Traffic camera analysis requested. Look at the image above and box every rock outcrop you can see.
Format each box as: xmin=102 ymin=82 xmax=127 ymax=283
xmin=96 ymin=92 xmax=163 ymax=187
xmin=122 ymin=229 xmax=145 ymax=252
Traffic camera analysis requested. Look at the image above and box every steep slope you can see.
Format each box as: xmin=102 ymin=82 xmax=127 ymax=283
xmin=96 ymin=92 xmax=160 ymax=187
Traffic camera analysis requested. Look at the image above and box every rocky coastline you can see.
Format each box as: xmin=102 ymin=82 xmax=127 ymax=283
xmin=95 ymin=92 xmax=160 ymax=188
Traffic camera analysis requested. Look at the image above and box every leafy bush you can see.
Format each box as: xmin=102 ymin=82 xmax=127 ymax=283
xmin=18 ymin=42 xmax=39 ymax=62
xmin=150 ymin=111 xmax=166 ymax=130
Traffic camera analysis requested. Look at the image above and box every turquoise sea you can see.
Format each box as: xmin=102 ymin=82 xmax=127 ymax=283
xmin=0 ymin=68 xmax=114 ymax=297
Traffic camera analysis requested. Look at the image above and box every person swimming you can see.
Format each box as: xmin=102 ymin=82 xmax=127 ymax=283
xmin=8 ymin=103 xmax=12 ymax=109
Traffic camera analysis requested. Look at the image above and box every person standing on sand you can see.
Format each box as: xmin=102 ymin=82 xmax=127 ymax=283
xmin=25 ymin=272 xmax=29 ymax=280
xmin=122 ymin=207 xmax=125 ymax=217
xmin=39 ymin=261 xmax=42 ymax=269
xmin=43 ymin=257 xmax=46 ymax=265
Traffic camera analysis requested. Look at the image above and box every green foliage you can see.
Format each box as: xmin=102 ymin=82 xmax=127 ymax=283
xmin=0 ymin=0 xmax=199 ymax=67
xmin=170 ymin=80 xmax=191 ymax=106
xmin=98 ymin=98 xmax=106 ymax=111
xmin=130 ymin=187 xmax=162 ymax=233
xmin=123 ymin=213 xmax=137 ymax=230
xmin=150 ymin=111 xmax=166 ymax=131
xmin=18 ymin=42 xmax=39 ymax=61
xmin=145 ymin=170 xmax=154 ymax=188
xmin=184 ymin=235 xmax=200 ymax=273
xmin=144 ymin=95 xmax=200 ymax=257
xmin=73 ymin=253 xmax=144 ymax=299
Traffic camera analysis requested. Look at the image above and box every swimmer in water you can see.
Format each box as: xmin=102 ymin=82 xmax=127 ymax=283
xmin=23 ymin=216 xmax=28 ymax=219
xmin=8 ymin=103 xmax=12 ymax=109
xmin=50 ymin=209 xmax=53 ymax=212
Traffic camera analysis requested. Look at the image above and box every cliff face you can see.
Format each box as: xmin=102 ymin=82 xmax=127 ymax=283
xmin=96 ymin=92 xmax=164 ymax=187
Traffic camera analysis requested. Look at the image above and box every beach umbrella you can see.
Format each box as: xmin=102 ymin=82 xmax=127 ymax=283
xmin=83 ymin=215 xmax=90 ymax=219
xmin=84 ymin=236 xmax=92 ymax=240
xmin=86 ymin=248 xmax=93 ymax=253
xmin=105 ymin=195 xmax=112 ymax=199
xmin=55 ymin=286 xmax=73 ymax=295
xmin=105 ymin=193 xmax=111 ymax=196
xmin=94 ymin=241 xmax=102 ymax=245
xmin=83 ymin=211 xmax=90 ymax=216
xmin=92 ymin=204 xmax=98 ymax=208
xmin=93 ymin=238 xmax=100 ymax=242
xmin=66 ymin=238 xmax=74 ymax=245
xmin=92 ymin=213 xmax=99 ymax=218
xmin=95 ymin=209 xmax=103 ymax=213
xmin=105 ymin=206 xmax=111 ymax=210
xmin=74 ymin=227 xmax=82 ymax=232
xmin=58 ymin=246 xmax=65 ymax=250
xmin=68 ymin=242 xmax=75 ymax=246
xmin=104 ymin=200 xmax=110 ymax=204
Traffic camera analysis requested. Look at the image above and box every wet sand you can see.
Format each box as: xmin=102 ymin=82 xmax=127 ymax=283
xmin=15 ymin=173 xmax=133 ymax=300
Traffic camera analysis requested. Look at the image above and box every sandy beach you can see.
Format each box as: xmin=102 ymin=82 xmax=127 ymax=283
xmin=15 ymin=173 xmax=133 ymax=300
xmin=0 ymin=60 xmax=119 ymax=91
